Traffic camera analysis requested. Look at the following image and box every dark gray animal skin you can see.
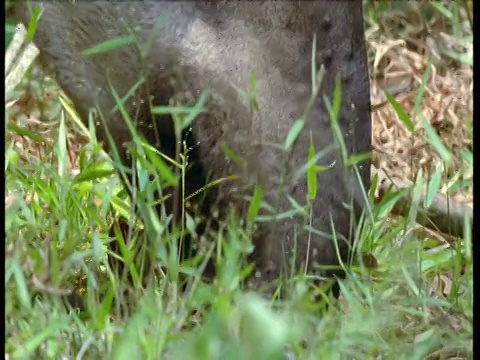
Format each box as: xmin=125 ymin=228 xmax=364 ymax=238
xmin=15 ymin=1 xmax=372 ymax=297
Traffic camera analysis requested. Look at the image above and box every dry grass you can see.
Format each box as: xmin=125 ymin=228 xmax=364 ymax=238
xmin=6 ymin=69 xmax=87 ymax=177
xmin=367 ymin=2 xmax=473 ymax=202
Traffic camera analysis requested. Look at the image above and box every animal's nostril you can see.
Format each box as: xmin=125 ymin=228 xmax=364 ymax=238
xmin=317 ymin=49 xmax=334 ymax=69
xmin=289 ymin=111 xmax=300 ymax=122
xmin=320 ymin=15 xmax=332 ymax=32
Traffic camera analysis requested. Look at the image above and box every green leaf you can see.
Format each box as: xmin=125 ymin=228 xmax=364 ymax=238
xmin=250 ymin=70 xmax=257 ymax=94
xmin=328 ymin=79 xmax=348 ymax=164
xmin=311 ymin=33 xmax=317 ymax=93
xmin=111 ymin=195 xmax=132 ymax=220
xmin=12 ymin=261 xmax=30 ymax=309
xmin=346 ymin=151 xmax=372 ymax=167
xmin=151 ymin=106 xmax=199 ymax=115
xmin=255 ymin=208 xmax=304 ymax=222
xmin=414 ymin=63 xmax=431 ymax=117
xmin=407 ymin=170 xmax=424 ymax=228
xmin=221 ymin=143 xmax=246 ymax=167
xmin=82 ymin=34 xmax=137 ymax=56
xmin=331 ymin=78 xmax=342 ymax=128
xmin=180 ymin=88 xmax=210 ymax=130
xmin=142 ymin=141 xmax=179 ymax=187
xmin=110 ymin=77 xmax=145 ymax=115
xmin=421 ymin=114 xmax=452 ymax=164
xmin=425 ymin=162 xmax=443 ymax=208
xmin=307 ymin=134 xmax=317 ymax=200
xmin=285 ymin=118 xmax=305 ymax=150
xmin=73 ymin=168 xmax=115 ymax=183
xmin=401 ymin=266 xmax=420 ymax=296
xmin=248 ymin=185 xmax=264 ymax=222
xmin=386 ymin=91 xmax=415 ymax=132
xmin=7 ymin=122 xmax=49 ymax=145
xmin=13 ymin=320 xmax=70 ymax=358
xmin=55 ymin=113 xmax=67 ymax=177
xmin=444 ymin=50 xmax=473 ymax=66
xmin=94 ymin=286 xmax=115 ymax=330
xmin=26 ymin=5 xmax=43 ymax=41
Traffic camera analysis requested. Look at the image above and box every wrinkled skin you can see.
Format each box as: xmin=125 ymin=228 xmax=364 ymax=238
xmin=15 ymin=1 xmax=372 ymax=297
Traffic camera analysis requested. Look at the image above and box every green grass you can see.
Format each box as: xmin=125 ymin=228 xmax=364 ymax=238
xmin=5 ymin=2 xmax=473 ymax=359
